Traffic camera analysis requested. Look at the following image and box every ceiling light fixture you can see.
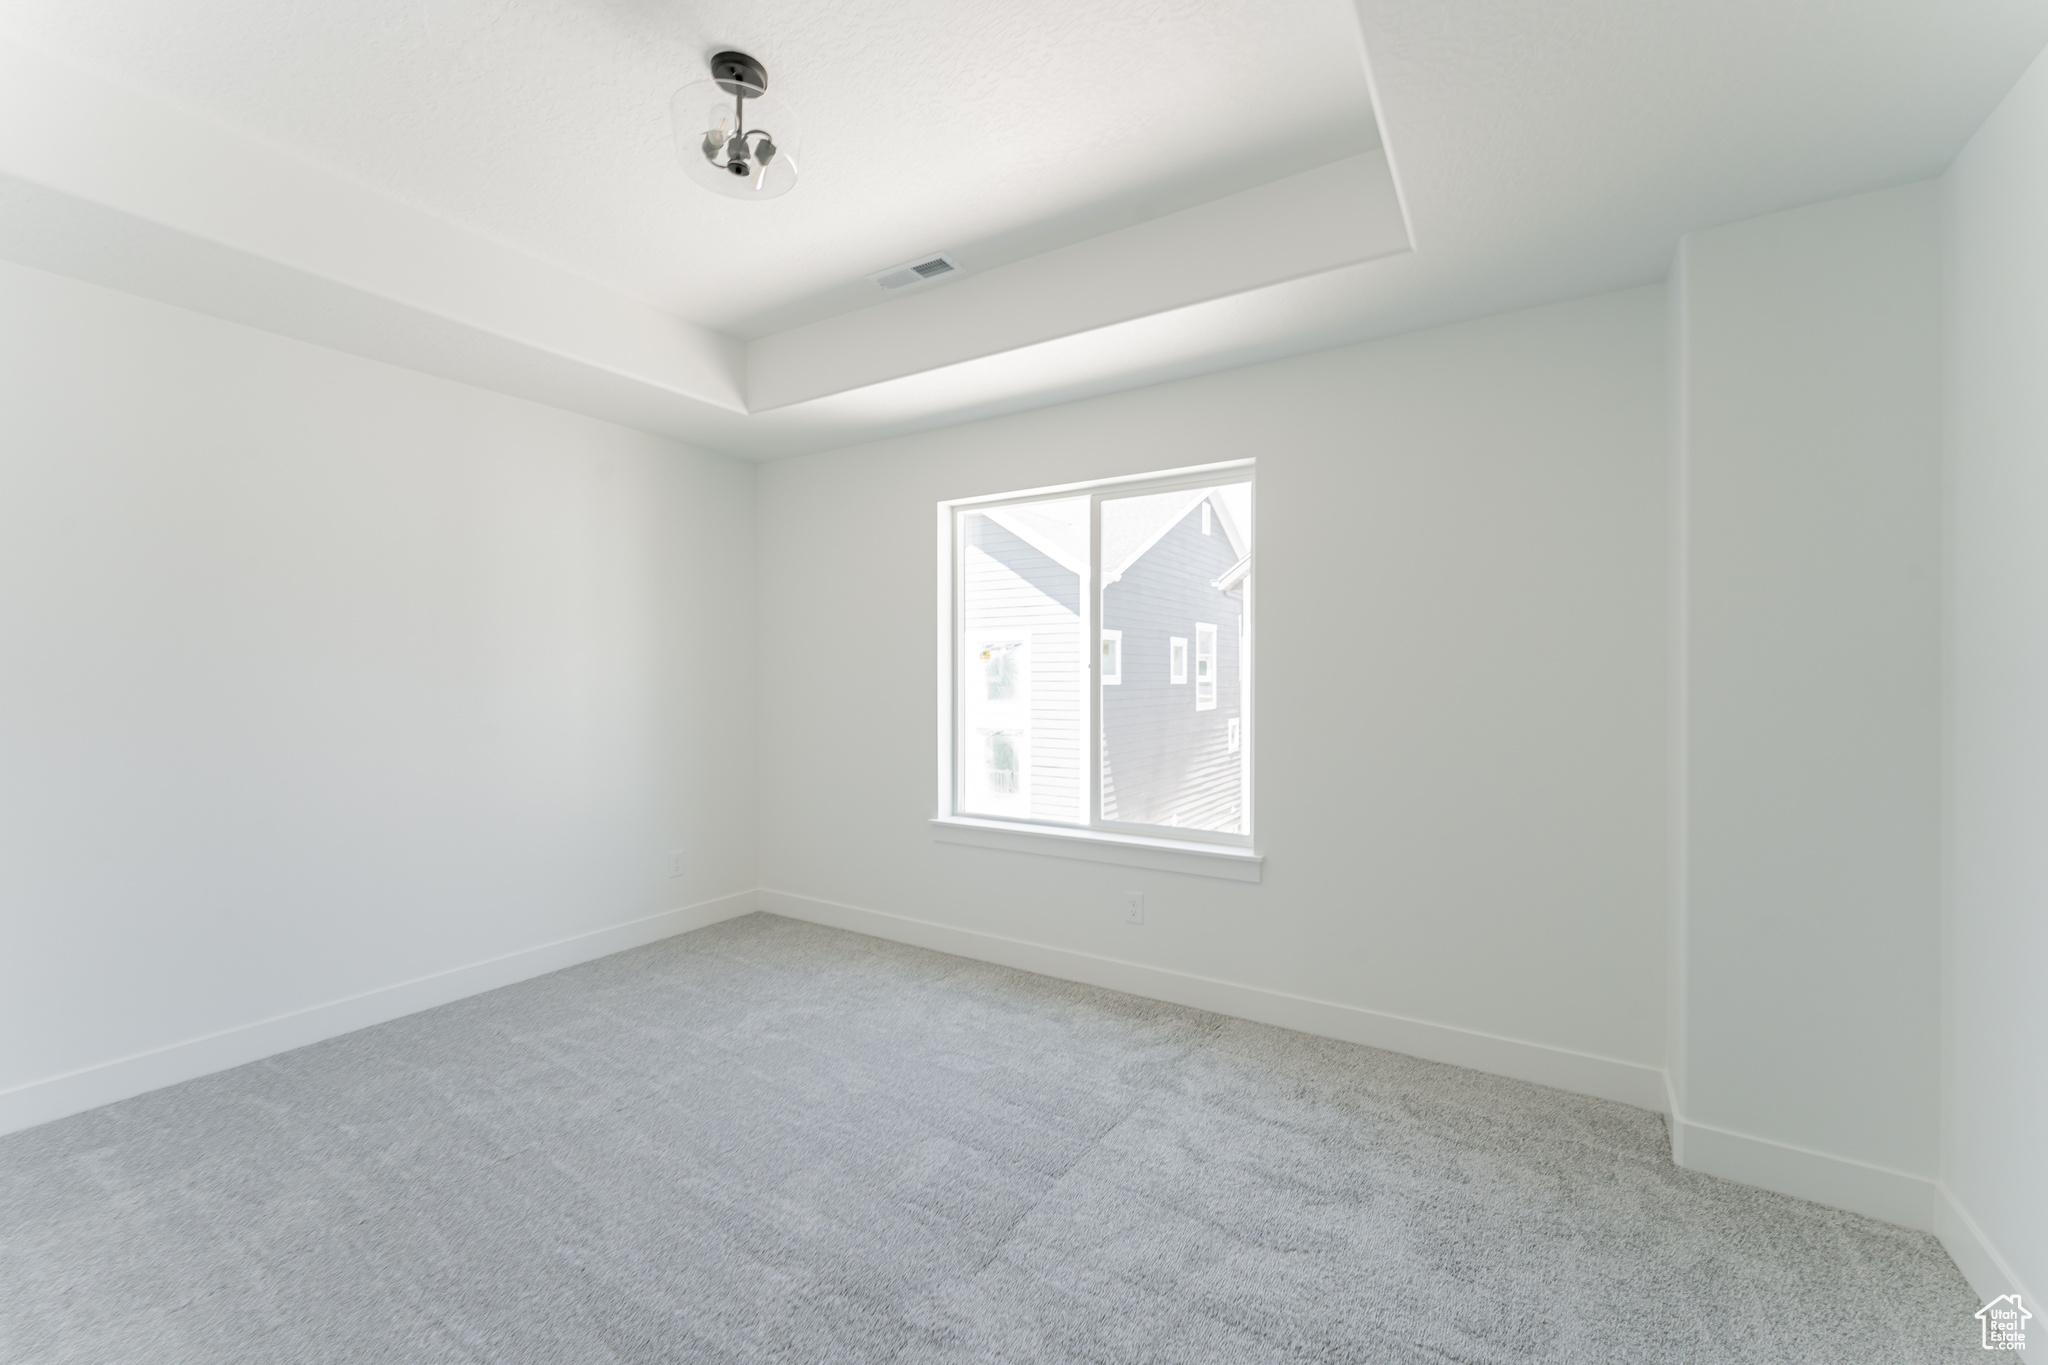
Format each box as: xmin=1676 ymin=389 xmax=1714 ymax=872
xmin=672 ymin=51 xmax=800 ymax=201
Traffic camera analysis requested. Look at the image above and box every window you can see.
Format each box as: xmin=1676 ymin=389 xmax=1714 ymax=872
xmin=981 ymin=639 xmax=1022 ymax=701
xmin=984 ymin=730 xmax=1021 ymax=792
xmin=964 ymin=632 xmax=1033 ymax=816
xmin=942 ymin=462 xmax=1253 ymax=843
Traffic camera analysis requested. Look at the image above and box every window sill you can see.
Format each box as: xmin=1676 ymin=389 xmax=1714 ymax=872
xmin=929 ymin=817 xmax=1263 ymax=883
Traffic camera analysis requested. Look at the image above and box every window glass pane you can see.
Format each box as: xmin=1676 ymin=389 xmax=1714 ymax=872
xmin=1100 ymin=484 xmax=1249 ymax=834
xmin=960 ymin=497 xmax=1086 ymax=822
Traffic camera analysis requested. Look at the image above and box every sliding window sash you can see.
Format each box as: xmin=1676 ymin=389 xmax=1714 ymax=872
xmin=941 ymin=459 xmax=1253 ymax=847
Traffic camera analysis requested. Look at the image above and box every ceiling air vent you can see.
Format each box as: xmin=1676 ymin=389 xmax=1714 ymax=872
xmin=869 ymin=252 xmax=963 ymax=292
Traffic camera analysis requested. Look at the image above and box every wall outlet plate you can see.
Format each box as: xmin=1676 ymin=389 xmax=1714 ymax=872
xmin=1124 ymin=891 xmax=1144 ymax=925
xmin=668 ymin=852 xmax=686 ymax=878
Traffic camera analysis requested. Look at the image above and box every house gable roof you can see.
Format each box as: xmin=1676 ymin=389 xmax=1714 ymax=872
xmin=981 ymin=483 xmax=1249 ymax=587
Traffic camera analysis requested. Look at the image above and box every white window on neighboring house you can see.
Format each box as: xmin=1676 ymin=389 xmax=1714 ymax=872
xmin=982 ymin=640 xmax=1021 ymax=701
xmin=1201 ymin=502 xmax=1212 ymax=535
xmin=1101 ymin=629 xmax=1122 ymax=685
xmin=1227 ymin=717 xmax=1241 ymax=753
xmin=1170 ymin=636 xmax=1188 ymax=684
xmin=963 ymin=632 xmax=1032 ymax=817
xmin=1195 ymin=622 xmax=1216 ymax=710
xmin=983 ymin=730 xmax=1022 ymax=793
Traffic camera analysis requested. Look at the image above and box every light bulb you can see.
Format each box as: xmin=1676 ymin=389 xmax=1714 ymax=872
xmin=671 ymin=80 xmax=801 ymax=200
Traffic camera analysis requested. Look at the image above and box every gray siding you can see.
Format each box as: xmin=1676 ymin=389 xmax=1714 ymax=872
xmin=962 ymin=516 xmax=1082 ymax=822
xmin=1102 ymin=501 xmax=1246 ymax=831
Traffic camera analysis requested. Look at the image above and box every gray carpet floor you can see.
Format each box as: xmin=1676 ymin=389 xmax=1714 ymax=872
xmin=0 ymin=913 xmax=1982 ymax=1363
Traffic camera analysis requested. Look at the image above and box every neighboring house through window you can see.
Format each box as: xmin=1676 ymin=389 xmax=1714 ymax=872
xmin=943 ymin=463 xmax=1252 ymax=840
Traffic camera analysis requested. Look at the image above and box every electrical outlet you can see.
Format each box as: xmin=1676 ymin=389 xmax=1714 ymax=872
xmin=667 ymin=851 xmax=686 ymax=878
xmin=1123 ymin=891 xmax=1144 ymax=925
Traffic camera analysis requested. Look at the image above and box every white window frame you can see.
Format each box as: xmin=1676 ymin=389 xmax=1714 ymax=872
xmin=1194 ymin=622 xmax=1217 ymax=711
xmin=1100 ymin=629 xmax=1122 ymax=685
xmin=1169 ymin=636 xmax=1188 ymax=685
xmin=934 ymin=460 xmax=1256 ymax=869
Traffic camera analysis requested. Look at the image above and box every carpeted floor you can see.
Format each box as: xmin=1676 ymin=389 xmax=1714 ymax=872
xmin=0 ymin=913 xmax=1982 ymax=1363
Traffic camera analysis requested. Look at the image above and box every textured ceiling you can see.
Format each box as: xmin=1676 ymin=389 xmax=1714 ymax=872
xmin=0 ymin=0 xmax=1378 ymax=334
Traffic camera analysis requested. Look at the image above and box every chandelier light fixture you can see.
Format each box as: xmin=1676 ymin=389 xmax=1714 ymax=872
xmin=672 ymin=51 xmax=801 ymax=200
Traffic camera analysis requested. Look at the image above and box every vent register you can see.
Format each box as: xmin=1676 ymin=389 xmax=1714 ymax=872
xmin=869 ymin=253 xmax=964 ymax=291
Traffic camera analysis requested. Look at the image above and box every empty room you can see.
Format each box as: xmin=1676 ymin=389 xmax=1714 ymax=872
xmin=1 ymin=0 xmax=2043 ymax=1360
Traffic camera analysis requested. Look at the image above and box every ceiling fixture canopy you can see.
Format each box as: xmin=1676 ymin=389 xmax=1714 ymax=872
xmin=672 ymin=51 xmax=801 ymax=201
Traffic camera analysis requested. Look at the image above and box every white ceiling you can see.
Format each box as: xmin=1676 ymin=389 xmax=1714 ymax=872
xmin=2 ymin=0 xmax=2045 ymax=459
xmin=0 ymin=0 xmax=1379 ymax=335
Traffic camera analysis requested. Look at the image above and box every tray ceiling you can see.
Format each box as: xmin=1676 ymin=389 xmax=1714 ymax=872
xmin=4 ymin=0 xmax=2045 ymax=459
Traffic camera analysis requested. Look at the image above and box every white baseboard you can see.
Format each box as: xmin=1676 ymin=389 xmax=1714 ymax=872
xmin=0 ymin=889 xmax=758 ymax=1138
xmin=756 ymin=888 xmax=1668 ymax=1113
xmin=763 ymin=890 xmax=1982 ymax=1242
xmin=1662 ymin=1096 xmax=1936 ymax=1231
xmin=1937 ymin=1180 xmax=2037 ymax=1338
xmin=17 ymin=883 xmax=2004 ymax=1291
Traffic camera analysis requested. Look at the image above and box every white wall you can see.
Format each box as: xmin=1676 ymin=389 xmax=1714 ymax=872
xmin=6 ymin=133 xmax=2012 ymax=1287
xmin=1941 ymin=41 xmax=2048 ymax=1312
xmin=1669 ymin=183 xmax=1944 ymax=1227
xmin=756 ymin=286 xmax=1670 ymax=1104
xmin=0 ymin=259 xmax=758 ymax=1134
